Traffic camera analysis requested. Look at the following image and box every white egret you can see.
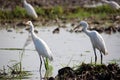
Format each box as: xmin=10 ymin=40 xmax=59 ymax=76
xmin=102 ymin=0 xmax=120 ymax=9
xmin=22 ymin=0 xmax=38 ymax=18
xmin=25 ymin=21 xmax=53 ymax=75
xmin=74 ymin=21 xmax=108 ymax=64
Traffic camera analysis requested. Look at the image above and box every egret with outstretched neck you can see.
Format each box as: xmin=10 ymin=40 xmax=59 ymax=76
xmin=22 ymin=0 xmax=38 ymax=18
xmin=25 ymin=21 xmax=53 ymax=77
xmin=74 ymin=21 xmax=108 ymax=64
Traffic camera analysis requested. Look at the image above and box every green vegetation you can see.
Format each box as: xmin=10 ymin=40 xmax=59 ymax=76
xmin=44 ymin=58 xmax=53 ymax=78
xmin=0 ymin=6 xmax=26 ymax=19
xmin=66 ymin=5 xmax=120 ymax=19
xmin=0 ymin=62 xmax=32 ymax=79
xmin=12 ymin=6 xmax=27 ymax=18
xmin=0 ymin=48 xmax=32 ymax=79
xmin=0 ymin=5 xmax=120 ymax=20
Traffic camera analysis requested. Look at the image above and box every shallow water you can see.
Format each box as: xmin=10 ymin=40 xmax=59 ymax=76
xmin=0 ymin=26 xmax=120 ymax=79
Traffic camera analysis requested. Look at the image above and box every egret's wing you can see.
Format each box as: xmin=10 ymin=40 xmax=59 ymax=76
xmin=33 ymin=37 xmax=53 ymax=61
xmin=91 ymin=31 xmax=108 ymax=55
xmin=24 ymin=3 xmax=38 ymax=18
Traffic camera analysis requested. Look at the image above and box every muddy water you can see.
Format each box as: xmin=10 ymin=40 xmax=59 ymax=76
xmin=0 ymin=26 xmax=120 ymax=79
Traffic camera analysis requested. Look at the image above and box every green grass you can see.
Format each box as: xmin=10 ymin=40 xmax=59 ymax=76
xmin=36 ymin=7 xmax=45 ymax=16
xmin=0 ymin=62 xmax=32 ymax=79
xmin=0 ymin=48 xmax=32 ymax=79
xmin=0 ymin=5 xmax=120 ymax=20
xmin=12 ymin=6 xmax=26 ymax=18
xmin=65 ymin=5 xmax=120 ymax=20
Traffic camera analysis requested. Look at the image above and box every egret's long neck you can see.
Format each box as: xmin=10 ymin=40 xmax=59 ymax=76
xmin=23 ymin=0 xmax=27 ymax=5
xmin=30 ymin=25 xmax=36 ymax=39
xmin=83 ymin=26 xmax=90 ymax=36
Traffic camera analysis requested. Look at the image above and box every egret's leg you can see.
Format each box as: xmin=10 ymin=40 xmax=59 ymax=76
xmin=39 ymin=56 xmax=42 ymax=78
xmin=43 ymin=57 xmax=47 ymax=71
xmin=100 ymin=51 xmax=103 ymax=64
xmin=93 ymin=48 xmax=97 ymax=64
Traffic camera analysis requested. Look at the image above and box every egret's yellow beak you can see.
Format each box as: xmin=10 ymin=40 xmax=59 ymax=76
xmin=23 ymin=21 xmax=30 ymax=31
xmin=73 ymin=24 xmax=81 ymax=31
xmin=22 ymin=21 xmax=29 ymax=26
xmin=24 ymin=21 xmax=30 ymax=26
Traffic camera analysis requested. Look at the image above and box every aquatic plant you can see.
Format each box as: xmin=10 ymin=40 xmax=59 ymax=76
xmin=44 ymin=58 xmax=53 ymax=78
xmin=0 ymin=62 xmax=31 ymax=79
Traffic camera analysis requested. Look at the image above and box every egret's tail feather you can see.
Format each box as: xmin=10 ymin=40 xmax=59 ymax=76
xmin=104 ymin=51 xmax=108 ymax=55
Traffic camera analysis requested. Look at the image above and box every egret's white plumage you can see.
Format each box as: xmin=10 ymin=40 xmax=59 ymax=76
xmin=102 ymin=0 xmax=120 ymax=9
xmin=26 ymin=21 xmax=53 ymax=61
xmin=22 ymin=0 xmax=38 ymax=18
xmin=74 ymin=21 xmax=108 ymax=64
xmin=25 ymin=21 xmax=53 ymax=76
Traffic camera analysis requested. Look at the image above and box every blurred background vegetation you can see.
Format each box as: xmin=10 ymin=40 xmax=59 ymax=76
xmin=0 ymin=0 xmax=120 ymax=20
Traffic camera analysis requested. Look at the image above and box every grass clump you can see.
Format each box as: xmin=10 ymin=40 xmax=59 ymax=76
xmin=0 ymin=10 xmax=12 ymax=19
xmin=55 ymin=63 xmax=120 ymax=80
xmin=66 ymin=7 xmax=91 ymax=19
xmin=0 ymin=47 xmax=32 ymax=79
xmin=0 ymin=6 xmax=26 ymax=20
xmin=52 ymin=6 xmax=63 ymax=15
xmin=65 ymin=5 xmax=120 ymax=20
xmin=0 ymin=62 xmax=32 ymax=79
xmin=12 ymin=6 xmax=26 ymax=18
xmin=0 ymin=5 xmax=120 ymax=20
xmin=36 ymin=7 xmax=45 ymax=16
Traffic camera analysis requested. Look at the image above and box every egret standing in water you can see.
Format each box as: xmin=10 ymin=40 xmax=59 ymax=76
xmin=102 ymin=0 xmax=120 ymax=9
xmin=22 ymin=0 xmax=38 ymax=18
xmin=25 ymin=21 xmax=53 ymax=76
xmin=74 ymin=21 xmax=108 ymax=64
